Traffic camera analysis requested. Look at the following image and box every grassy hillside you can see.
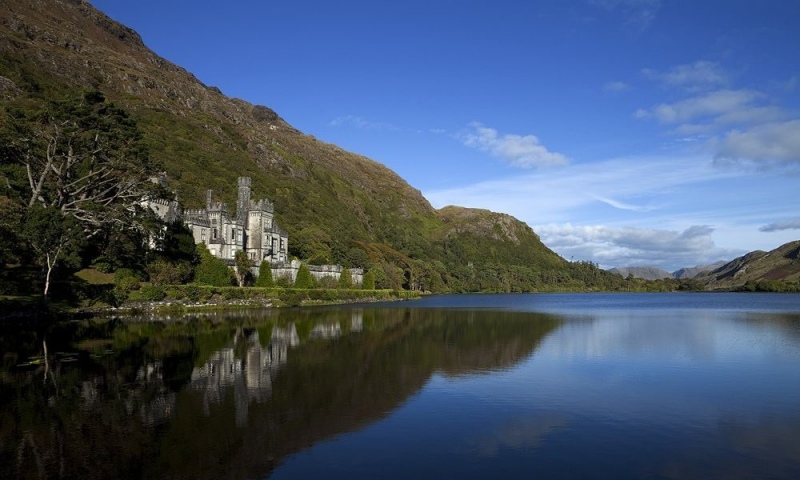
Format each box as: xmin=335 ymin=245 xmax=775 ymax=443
xmin=0 ymin=0 xmax=632 ymax=293
xmin=695 ymin=241 xmax=800 ymax=291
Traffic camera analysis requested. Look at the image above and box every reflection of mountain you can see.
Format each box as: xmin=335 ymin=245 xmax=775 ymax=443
xmin=1 ymin=307 xmax=560 ymax=480
xmin=154 ymin=308 xmax=561 ymax=480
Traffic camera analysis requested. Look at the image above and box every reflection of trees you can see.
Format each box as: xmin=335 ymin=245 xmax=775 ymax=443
xmin=1 ymin=307 xmax=560 ymax=480
xmin=154 ymin=308 xmax=561 ymax=480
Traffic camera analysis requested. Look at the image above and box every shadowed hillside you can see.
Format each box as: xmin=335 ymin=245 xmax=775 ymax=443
xmin=0 ymin=0 xmax=630 ymax=292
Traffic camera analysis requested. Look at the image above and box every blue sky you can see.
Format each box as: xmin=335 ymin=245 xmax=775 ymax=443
xmin=90 ymin=0 xmax=800 ymax=271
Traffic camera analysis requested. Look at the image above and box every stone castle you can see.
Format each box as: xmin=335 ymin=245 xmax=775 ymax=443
xmin=182 ymin=177 xmax=289 ymax=264
xmin=147 ymin=176 xmax=362 ymax=285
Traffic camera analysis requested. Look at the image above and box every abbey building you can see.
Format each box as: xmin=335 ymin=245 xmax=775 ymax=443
xmin=148 ymin=176 xmax=289 ymax=265
xmin=184 ymin=177 xmax=289 ymax=264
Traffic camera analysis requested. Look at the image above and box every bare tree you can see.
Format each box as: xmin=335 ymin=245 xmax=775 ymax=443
xmin=8 ymin=90 xmax=156 ymax=237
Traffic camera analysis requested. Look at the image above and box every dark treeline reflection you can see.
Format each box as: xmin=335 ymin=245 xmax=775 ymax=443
xmin=1 ymin=307 xmax=560 ymax=480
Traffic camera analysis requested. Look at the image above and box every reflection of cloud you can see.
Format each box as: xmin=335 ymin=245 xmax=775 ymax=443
xmin=723 ymin=416 xmax=800 ymax=462
xmin=474 ymin=415 xmax=569 ymax=456
xmin=544 ymin=314 xmax=719 ymax=360
xmin=661 ymin=416 xmax=800 ymax=480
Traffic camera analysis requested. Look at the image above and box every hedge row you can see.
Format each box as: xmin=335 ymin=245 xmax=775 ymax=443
xmin=128 ymin=285 xmax=419 ymax=305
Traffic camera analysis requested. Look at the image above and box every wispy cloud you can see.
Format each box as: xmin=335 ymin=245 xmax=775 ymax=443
xmin=603 ymin=81 xmax=630 ymax=93
xmin=592 ymin=195 xmax=654 ymax=212
xmin=535 ymin=223 xmax=740 ymax=269
xmin=459 ymin=122 xmax=569 ymax=168
xmin=589 ymin=0 xmax=661 ymax=32
xmin=426 ymin=154 xmax=740 ymax=223
xmin=759 ymin=219 xmax=800 ymax=232
xmin=329 ymin=115 xmax=399 ymax=131
xmin=642 ymin=61 xmax=728 ymax=92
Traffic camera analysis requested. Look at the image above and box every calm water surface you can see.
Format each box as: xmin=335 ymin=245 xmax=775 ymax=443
xmin=2 ymin=293 xmax=800 ymax=479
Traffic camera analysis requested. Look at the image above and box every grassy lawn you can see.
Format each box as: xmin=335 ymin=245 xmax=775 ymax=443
xmin=74 ymin=269 xmax=115 ymax=285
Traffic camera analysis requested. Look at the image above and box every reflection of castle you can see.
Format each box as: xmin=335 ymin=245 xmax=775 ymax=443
xmin=189 ymin=326 xmax=298 ymax=426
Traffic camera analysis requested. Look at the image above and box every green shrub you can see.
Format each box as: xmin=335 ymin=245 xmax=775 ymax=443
xmin=114 ymin=275 xmax=141 ymax=292
xmin=317 ymin=276 xmax=338 ymax=289
xmin=222 ymin=287 xmax=245 ymax=300
xmin=194 ymin=243 xmax=234 ymax=286
xmin=139 ymin=285 xmax=166 ymax=301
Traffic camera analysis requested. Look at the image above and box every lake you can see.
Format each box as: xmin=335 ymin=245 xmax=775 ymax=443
xmin=2 ymin=293 xmax=800 ymax=479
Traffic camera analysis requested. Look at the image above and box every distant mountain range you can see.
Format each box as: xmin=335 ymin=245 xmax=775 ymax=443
xmin=608 ymin=261 xmax=728 ymax=281
xmin=609 ymin=240 xmax=800 ymax=289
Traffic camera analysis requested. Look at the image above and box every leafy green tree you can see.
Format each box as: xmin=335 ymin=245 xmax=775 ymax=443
xmin=194 ymin=243 xmax=233 ymax=286
xmin=361 ymin=270 xmax=376 ymax=290
xmin=21 ymin=205 xmax=85 ymax=297
xmin=234 ymin=250 xmax=253 ymax=287
xmin=256 ymin=259 xmax=273 ymax=287
xmin=337 ymin=268 xmax=353 ymax=289
xmin=294 ymin=263 xmax=315 ymax=289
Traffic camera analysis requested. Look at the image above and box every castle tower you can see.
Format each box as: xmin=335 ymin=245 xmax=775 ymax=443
xmin=206 ymin=189 xmax=213 ymax=210
xmin=237 ymin=177 xmax=252 ymax=225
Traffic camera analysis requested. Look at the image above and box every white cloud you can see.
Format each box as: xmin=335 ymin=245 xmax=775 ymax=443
xmin=535 ymin=223 xmax=739 ymax=269
xmin=590 ymin=0 xmax=661 ymax=32
xmin=759 ymin=219 xmax=800 ymax=232
xmin=636 ymin=62 xmax=799 ymax=168
xmin=329 ymin=115 xmax=398 ymax=131
xmin=715 ymin=120 xmax=800 ymax=165
xmin=459 ymin=122 xmax=569 ymax=168
xmin=603 ymin=81 xmax=630 ymax=93
xmin=642 ymin=61 xmax=728 ymax=91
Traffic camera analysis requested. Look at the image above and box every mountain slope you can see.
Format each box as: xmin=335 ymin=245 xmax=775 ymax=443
xmin=0 ymin=0 xmax=629 ymax=292
xmin=672 ymin=261 xmax=727 ymax=280
xmin=694 ymin=241 xmax=800 ymax=290
xmin=607 ymin=266 xmax=673 ymax=281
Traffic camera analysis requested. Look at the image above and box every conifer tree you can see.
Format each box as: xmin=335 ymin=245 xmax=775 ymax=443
xmin=337 ymin=268 xmax=353 ymax=289
xmin=256 ymin=259 xmax=274 ymax=287
xmin=361 ymin=270 xmax=376 ymax=290
xmin=294 ymin=263 xmax=314 ymax=289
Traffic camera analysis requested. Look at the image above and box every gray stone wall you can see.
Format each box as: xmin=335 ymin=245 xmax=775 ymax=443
xmin=258 ymin=259 xmax=363 ymax=286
